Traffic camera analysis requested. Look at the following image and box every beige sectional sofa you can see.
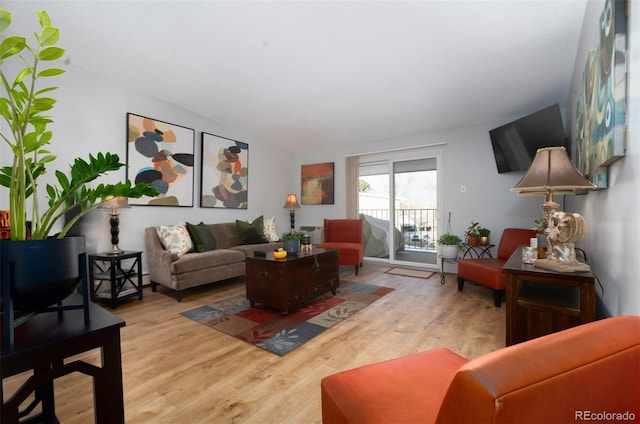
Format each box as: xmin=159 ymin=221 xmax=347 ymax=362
xmin=145 ymin=221 xmax=283 ymax=301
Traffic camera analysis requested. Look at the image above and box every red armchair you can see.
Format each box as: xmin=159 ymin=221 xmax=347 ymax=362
xmin=318 ymin=219 xmax=364 ymax=275
xmin=457 ymin=228 xmax=537 ymax=307
xmin=321 ymin=315 xmax=640 ymax=423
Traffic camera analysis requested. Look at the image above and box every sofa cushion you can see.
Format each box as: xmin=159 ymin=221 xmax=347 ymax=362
xmin=263 ymin=216 xmax=280 ymax=242
xmin=236 ymin=216 xmax=269 ymax=244
xmin=230 ymin=241 xmax=284 ymax=257
xmin=156 ymin=224 xmax=193 ymax=256
xmin=186 ymin=221 xmax=217 ymax=252
xmin=170 ymin=249 xmax=245 ymax=274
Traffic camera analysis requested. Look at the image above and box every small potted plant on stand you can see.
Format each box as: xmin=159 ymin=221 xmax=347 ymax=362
xmin=0 ymin=9 xmax=158 ymax=336
xmin=478 ymin=227 xmax=491 ymax=246
xmin=465 ymin=222 xmax=480 ymax=246
xmin=437 ymin=233 xmax=463 ymax=259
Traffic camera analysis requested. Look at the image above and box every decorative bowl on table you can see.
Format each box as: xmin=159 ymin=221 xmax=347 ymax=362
xmin=273 ymin=249 xmax=287 ymax=259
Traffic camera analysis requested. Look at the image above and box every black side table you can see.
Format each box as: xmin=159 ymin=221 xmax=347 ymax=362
xmin=439 ymin=244 xmax=495 ymax=285
xmin=89 ymin=251 xmax=143 ymax=308
xmin=1 ymin=294 xmax=125 ymax=423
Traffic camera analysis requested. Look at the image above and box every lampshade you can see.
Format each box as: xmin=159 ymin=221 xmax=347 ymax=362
xmin=511 ymin=147 xmax=595 ymax=194
xmin=100 ymin=197 xmax=131 ymax=214
xmin=283 ymin=194 xmax=301 ymax=210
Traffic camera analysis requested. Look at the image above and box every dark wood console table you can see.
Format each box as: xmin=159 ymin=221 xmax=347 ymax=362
xmin=503 ymin=246 xmax=596 ymax=346
xmin=1 ymin=294 xmax=126 ymax=423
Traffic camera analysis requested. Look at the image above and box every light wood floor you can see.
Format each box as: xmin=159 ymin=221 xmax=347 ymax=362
xmin=4 ymin=264 xmax=506 ymax=423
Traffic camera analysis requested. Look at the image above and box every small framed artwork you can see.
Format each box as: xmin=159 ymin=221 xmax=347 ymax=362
xmin=200 ymin=132 xmax=249 ymax=208
xmin=301 ymin=162 xmax=334 ymax=205
xmin=126 ymin=113 xmax=195 ymax=206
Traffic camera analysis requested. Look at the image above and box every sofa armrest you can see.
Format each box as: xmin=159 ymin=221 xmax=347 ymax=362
xmin=145 ymin=227 xmax=177 ymax=288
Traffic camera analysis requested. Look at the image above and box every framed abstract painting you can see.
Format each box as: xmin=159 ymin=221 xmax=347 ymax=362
xmin=301 ymin=162 xmax=334 ymax=205
xmin=126 ymin=113 xmax=195 ymax=206
xmin=574 ymin=0 xmax=628 ymax=189
xmin=200 ymin=132 xmax=249 ymax=208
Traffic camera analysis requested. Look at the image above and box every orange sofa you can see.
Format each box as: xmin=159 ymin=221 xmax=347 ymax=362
xmin=321 ymin=315 xmax=640 ymax=423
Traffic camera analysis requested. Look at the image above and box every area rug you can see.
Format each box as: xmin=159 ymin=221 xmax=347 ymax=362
xmin=384 ymin=267 xmax=435 ymax=280
xmin=180 ymin=282 xmax=393 ymax=356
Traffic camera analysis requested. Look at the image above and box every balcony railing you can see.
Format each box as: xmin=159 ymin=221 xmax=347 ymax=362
xmin=359 ymin=208 xmax=438 ymax=251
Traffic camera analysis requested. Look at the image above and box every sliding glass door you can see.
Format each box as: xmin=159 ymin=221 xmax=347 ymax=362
xmin=358 ymin=147 xmax=441 ymax=268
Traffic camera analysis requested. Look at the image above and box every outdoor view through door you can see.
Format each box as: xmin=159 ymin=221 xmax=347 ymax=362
xmin=358 ymin=149 xmax=440 ymax=268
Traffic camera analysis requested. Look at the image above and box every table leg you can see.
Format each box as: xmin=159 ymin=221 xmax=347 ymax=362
xmin=505 ymin=274 xmax=518 ymax=346
xmin=94 ymin=330 xmax=125 ymax=423
xmin=580 ymin=281 xmax=596 ymax=324
xmin=136 ymin=254 xmax=143 ymax=300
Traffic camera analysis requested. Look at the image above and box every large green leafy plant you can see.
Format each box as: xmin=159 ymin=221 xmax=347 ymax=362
xmin=0 ymin=9 xmax=158 ymax=240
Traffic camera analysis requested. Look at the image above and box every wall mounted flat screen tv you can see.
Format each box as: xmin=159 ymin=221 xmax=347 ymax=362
xmin=489 ymin=104 xmax=567 ymax=173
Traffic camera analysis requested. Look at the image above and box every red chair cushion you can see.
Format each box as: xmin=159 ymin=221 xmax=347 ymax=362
xmin=458 ymin=258 xmax=507 ymax=290
xmin=317 ymin=242 xmax=363 ymax=266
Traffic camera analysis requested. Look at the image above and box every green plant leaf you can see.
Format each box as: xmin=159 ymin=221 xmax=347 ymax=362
xmin=0 ymin=35 xmax=25 ymax=60
xmin=40 ymin=27 xmax=59 ymax=46
xmin=38 ymin=46 xmax=64 ymax=61
xmin=0 ymin=9 xmax=11 ymax=33
xmin=36 ymin=10 xmax=51 ymax=29
xmin=37 ymin=68 xmax=64 ymax=78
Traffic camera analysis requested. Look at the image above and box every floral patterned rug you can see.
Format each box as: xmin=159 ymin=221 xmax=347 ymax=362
xmin=180 ymin=282 xmax=394 ymax=356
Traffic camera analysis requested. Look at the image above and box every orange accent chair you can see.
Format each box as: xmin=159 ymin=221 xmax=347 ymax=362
xmin=457 ymin=228 xmax=537 ymax=307
xmin=318 ymin=219 xmax=364 ymax=275
xmin=321 ymin=315 xmax=640 ymax=424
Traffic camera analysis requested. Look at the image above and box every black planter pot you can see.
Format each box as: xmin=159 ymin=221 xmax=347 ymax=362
xmin=0 ymin=236 xmax=86 ymax=312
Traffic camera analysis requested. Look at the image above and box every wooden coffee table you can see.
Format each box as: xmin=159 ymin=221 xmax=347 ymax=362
xmin=245 ymin=248 xmax=339 ymax=314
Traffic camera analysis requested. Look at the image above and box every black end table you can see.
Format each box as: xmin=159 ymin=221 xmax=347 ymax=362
xmin=88 ymin=251 xmax=143 ymax=308
xmin=1 ymin=294 xmax=126 ymax=423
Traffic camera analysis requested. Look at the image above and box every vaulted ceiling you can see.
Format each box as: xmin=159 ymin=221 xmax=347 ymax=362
xmin=5 ymin=1 xmax=587 ymax=151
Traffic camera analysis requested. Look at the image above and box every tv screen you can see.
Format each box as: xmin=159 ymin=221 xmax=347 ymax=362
xmin=489 ymin=104 xmax=567 ymax=173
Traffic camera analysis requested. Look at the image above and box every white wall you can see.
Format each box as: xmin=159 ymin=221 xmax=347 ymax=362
xmin=566 ymin=0 xmax=640 ymax=316
xmin=293 ymin=123 xmax=544 ymax=250
xmin=0 ymin=65 xmax=294 ymax=273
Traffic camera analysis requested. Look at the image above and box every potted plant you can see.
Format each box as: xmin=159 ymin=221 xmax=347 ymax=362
xmin=282 ymin=232 xmax=301 ymax=254
xmin=465 ymin=221 xmax=480 ymax=245
xmin=0 ymin=9 xmax=158 ymax=312
xmin=437 ymin=233 xmax=463 ymax=259
xmin=478 ymin=227 xmax=491 ymax=246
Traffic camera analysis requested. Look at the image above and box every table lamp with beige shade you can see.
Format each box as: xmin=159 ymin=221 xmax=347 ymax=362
xmin=512 ymin=146 xmax=595 ymax=272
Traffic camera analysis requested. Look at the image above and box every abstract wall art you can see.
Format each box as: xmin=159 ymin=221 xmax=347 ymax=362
xmin=200 ymin=132 xmax=249 ymax=208
xmin=301 ymin=162 xmax=334 ymax=205
xmin=574 ymin=0 xmax=628 ymax=189
xmin=126 ymin=113 xmax=195 ymax=206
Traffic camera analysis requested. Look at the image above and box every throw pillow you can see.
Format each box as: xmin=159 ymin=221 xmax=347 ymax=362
xmin=186 ymin=222 xmax=217 ymax=252
xmin=156 ymin=224 xmax=193 ymax=256
xmin=263 ymin=216 xmax=280 ymax=242
xmin=236 ymin=215 xmax=269 ymax=245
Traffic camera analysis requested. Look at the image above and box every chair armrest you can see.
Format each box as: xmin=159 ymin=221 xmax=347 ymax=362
xmin=145 ymin=227 xmax=177 ymax=288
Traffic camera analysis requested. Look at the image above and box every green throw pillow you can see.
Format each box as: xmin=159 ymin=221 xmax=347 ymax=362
xmin=186 ymin=222 xmax=217 ymax=252
xmin=236 ymin=216 xmax=269 ymax=245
